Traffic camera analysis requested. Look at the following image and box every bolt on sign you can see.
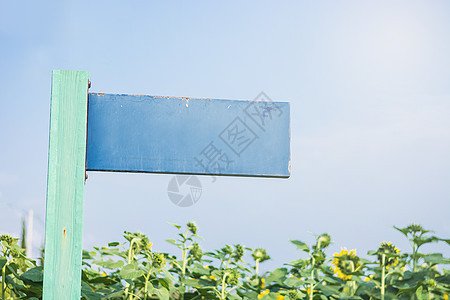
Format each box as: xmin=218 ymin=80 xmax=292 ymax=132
xmin=43 ymin=70 xmax=290 ymax=299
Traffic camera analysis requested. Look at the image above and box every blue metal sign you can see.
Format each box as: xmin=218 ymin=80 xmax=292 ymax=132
xmin=86 ymin=93 xmax=290 ymax=177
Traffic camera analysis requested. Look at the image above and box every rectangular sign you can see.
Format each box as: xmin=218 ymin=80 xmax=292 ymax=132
xmin=86 ymin=93 xmax=290 ymax=177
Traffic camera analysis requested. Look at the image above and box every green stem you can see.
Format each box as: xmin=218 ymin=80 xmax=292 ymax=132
xmin=255 ymin=260 xmax=260 ymax=277
xmin=225 ymin=254 xmax=232 ymax=269
xmin=181 ymin=248 xmax=187 ymax=278
xmin=182 ymin=230 xmax=190 ymax=276
xmin=125 ymin=240 xmax=136 ymax=300
xmin=143 ymin=266 xmax=153 ymax=300
xmin=127 ymin=243 xmax=135 ymax=264
xmin=2 ymin=263 xmax=6 ymax=300
xmin=310 ymin=257 xmax=315 ymax=300
xmin=1 ymin=244 xmax=6 ymax=300
xmin=180 ymin=233 xmax=189 ymax=300
xmin=309 ymin=240 xmax=322 ymax=300
xmin=381 ymin=254 xmax=386 ymax=300
xmin=221 ymin=273 xmax=228 ymax=300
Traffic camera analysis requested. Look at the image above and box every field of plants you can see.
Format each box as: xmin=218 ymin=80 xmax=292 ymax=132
xmin=1 ymin=222 xmax=449 ymax=299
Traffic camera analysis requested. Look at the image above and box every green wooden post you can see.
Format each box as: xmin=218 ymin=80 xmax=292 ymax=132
xmin=43 ymin=70 xmax=90 ymax=299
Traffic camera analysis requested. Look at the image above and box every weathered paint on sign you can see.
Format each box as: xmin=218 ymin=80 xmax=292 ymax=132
xmin=86 ymin=93 xmax=290 ymax=177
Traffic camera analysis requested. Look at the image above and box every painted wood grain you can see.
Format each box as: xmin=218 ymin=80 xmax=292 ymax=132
xmin=43 ymin=70 xmax=89 ymax=299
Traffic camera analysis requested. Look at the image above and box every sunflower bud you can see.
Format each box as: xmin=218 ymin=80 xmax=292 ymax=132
xmin=123 ymin=231 xmax=150 ymax=253
xmin=234 ymin=244 xmax=244 ymax=262
xmin=252 ymin=248 xmax=270 ymax=263
xmin=223 ymin=268 xmax=240 ymax=286
xmin=426 ymin=279 xmax=437 ymax=289
xmin=406 ymin=224 xmax=424 ymax=234
xmin=316 ymin=233 xmax=331 ymax=249
xmin=152 ymin=253 xmax=166 ymax=269
xmin=312 ymin=249 xmax=326 ymax=267
xmin=189 ymin=242 xmax=203 ymax=261
xmin=222 ymin=245 xmax=233 ymax=255
xmin=187 ymin=222 xmax=198 ymax=235
xmin=288 ymin=289 xmax=301 ymax=299
xmin=290 ymin=268 xmax=301 ymax=277
xmin=0 ymin=235 xmax=15 ymax=246
xmin=377 ymin=242 xmax=400 ymax=267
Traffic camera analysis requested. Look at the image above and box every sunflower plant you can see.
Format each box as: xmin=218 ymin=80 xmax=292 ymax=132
xmin=0 ymin=234 xmax=38 ymax=299
xmin=364 ymin=242 xmax=404 ymax=300
xmin=81 ymin=231 xmax=173 ymax=300
xmin=267 ymin=233 xmax=336 ymax=300
xmin=394 ymin=224 xmax=450 ymax=272
xmin=1 ymin=222 xmax=449 ymax=299
xmin=330 ymin=247 xmax=366 ymax=297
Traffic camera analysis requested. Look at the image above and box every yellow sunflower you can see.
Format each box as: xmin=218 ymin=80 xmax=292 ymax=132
xmin=377 ymin=242 xmax=400 ymax=267
xmin=257 ymin=289 xmax=270 ymax=299
xmin=302 ymin=287 xmax=317 ymax=295
xmin=332 ymin=248 xmax=360 ymax=281
xmin=260 ymin=278 xmax=266 ymax=288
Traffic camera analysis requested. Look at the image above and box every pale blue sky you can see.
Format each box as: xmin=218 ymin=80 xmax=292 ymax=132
xmin=1 ymin=1 xmax=449 ymax=269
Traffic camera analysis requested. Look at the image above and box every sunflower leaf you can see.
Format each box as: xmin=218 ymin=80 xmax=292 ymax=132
xmin=393 ymin=226 xmax=410 ymax=237
xmin=290 ymin=240 xmax=310 ymax=253
xmin=424 ymin=253 xmax=450 ymax=265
